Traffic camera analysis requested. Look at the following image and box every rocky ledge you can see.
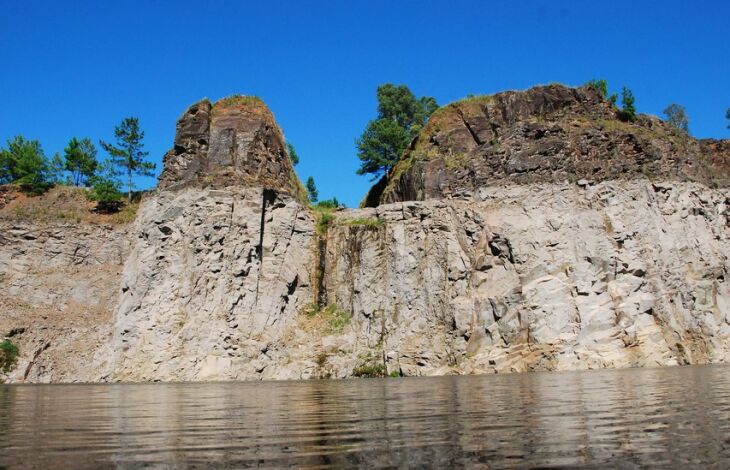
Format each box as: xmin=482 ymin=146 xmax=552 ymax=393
xmin=365 ymin=84 xmax=730 ymax=206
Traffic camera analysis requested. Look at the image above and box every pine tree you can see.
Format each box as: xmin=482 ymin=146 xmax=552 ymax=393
xmin=620 ymin=87 xmax=637 ymax=122
xmin=306 ymin=176 xmax=318 ymax=203
xmin=64 ymin=137 xmax=98 ymax=186
xmin=100 ymin=117 xmax=155 ymax=202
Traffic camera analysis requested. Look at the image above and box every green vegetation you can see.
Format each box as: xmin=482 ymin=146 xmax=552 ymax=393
xmin=306 ymin=176 xmax=318 ymax=203
xmin=315 ymin=198 xmax=344 ymax=209
xmin=356 ymin=83 xmax=438 ymax=178
xmin=64 ymin=137 xmax=98 ymax=186
xmin=620 ymin=87 xmax=637 ymax=122
xmin=303 ymin=303 xmax=351 ymax=334
xmin=0 ymin=339 xmax=19 ymax=373
xmin=0 ymin=136 xmax=52 ymax=195
xmin=352 ymin=362 xmax=385 ymax=378
xmin=215 ymin=94 xmax=264 ymax=108
xmin=100 ymin=117 xmax=155 ymax=202
xmin=286 ymin=142 xmax=299 ymax=166
xmin=584 ymin=78 xmax=617 ymax=104
xmin=313 ymin=204 xmax=335 ymax=235
xmin=663 ymin=103 xmax=690 ymax=134
xmin=342 ymin=217 xmax=384 ymax=229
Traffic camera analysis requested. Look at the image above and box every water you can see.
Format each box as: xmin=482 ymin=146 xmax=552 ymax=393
xmin=1 ymin=365 xmax=729 ymax=469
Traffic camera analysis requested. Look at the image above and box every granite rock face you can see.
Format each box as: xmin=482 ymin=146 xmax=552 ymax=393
xmin=2 ymin=87 xmax=729 ymax=383
xmin=368 ymin=84 xmax=730 ymax=205
xmin=112 ymin=186 xmax=314 ymax=381
xmin=0 ymin=219 xmax=128 ymax=382
xmin=321 ymin=181 xmax=730 ymax=375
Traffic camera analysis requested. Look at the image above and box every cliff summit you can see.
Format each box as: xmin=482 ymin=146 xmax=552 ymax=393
xmin=366 ymin=84 xmax=730 ymax=206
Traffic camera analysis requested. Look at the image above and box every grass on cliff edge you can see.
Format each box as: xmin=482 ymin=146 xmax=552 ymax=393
xmin=302 ymin=303 xmax=351 ymax=334
xmin=0 ymin=185 xmax=139 ymax=225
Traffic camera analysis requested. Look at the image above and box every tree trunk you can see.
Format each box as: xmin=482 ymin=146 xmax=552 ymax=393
xmin=128 ymin=170 xmax=132 ymax=203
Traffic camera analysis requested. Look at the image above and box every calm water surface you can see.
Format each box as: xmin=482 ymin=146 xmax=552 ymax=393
xmin=1 ymin=365 xmax=729 ymax=468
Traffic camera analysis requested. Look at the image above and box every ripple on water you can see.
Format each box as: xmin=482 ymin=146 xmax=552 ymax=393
xmin=1 ymin=365 xmax=729 ymax=468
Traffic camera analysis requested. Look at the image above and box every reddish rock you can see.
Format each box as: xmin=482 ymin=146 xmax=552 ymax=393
xmin=369 ymin=84 xmax=730 ymax=205
xmin=158 ymin=96 xmax=304 ymax=200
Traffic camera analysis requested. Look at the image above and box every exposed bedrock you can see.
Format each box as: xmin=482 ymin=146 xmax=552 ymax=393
xmin=368 ymin=84 xmax=730 ymax=205
xmin=2 ymin=86 xmax=729 ymax=382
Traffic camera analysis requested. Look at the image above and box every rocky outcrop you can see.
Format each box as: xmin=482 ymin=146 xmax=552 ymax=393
xmin=1 ymin=86 xmax=728 ymax=383
xmin=158 ymin=96 xmax=306 ymax=201
xmin=369 ymin=84 xmax=730 ymax=205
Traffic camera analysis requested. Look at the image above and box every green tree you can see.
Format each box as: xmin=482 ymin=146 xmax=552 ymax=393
xmin=585 ymin=79 xmax=608 ymax=98
xmin=584 ymin=78 xmax=617 ymax=104
xmin=100 ymin=117 xmax=155 ymax=202
xmin=620 ymin=87 xmax=637 ymax=122
xmin=0 ymin=136 xmax=50 ymax=194
xmin=48 ymin=152 xmax=67 ymax=184
xmin=663 ymin=104 xmax=689 ymax=134
xmin=87 ymin=159 xmax=123 ymax=213
xmin=306 ymin=176 xmax=318 ymax=203
xmin=356 ymin=84 xmax=438 ymax=178
xmin=64 ymin=137 xmax=98 ymax=186
xmin=287 ymin=142 xmax=299 ymax=165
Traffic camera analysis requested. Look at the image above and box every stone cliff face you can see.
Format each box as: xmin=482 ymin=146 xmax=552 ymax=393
xmin=365 ymin=84 xmax=730 ymax=205
xmin=0 ymin=216 xmax=128 ymax=382
xmin=1 ymin=86 xmax=729 ymax=383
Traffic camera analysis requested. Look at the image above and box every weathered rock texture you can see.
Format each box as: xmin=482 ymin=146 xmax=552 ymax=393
xmin=1 ymin=87 xmax=729 ymax=383
xmin=366 ymin=84 xmax=730 ymax=206
xmin=112 ymin=186 xmax=314 ymax=381
xmin=0 ymin=218 xmax=128 ymax=382
xmin=322 ymin=181 xmax=730 ymax=376
xmin=159 ymin=96 xmax=306 ymax=201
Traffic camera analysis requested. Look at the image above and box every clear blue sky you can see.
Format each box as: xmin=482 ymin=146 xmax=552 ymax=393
xmin=1 ymin=1 xmax=728 ymax=207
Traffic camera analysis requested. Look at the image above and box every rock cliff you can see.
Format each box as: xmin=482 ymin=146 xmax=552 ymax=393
xmin=365 ymin=84 xmax=730 ymax=205
xmin=1 ymin=86 xmax=729 ymax=383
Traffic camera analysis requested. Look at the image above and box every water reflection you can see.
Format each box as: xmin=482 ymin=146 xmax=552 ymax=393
xmin=1 ymin=365 xmax=729 ymax=468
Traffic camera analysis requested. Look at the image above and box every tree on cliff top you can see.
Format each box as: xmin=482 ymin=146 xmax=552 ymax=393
xmin=306 ymin=176 xmax=318 ymax=203
xmin=619 ymin=87 xmax=637 ymax=122
xmin=356 ymin=84 xmax=438 ymax=179
xmin=64 ymin=137 xmax=98 ymax=186
xmin=663 ymin=104 xmax=690 ymax=134
xmin=100 ymin=117 xmax=155 ymax=202
xmin=584 ymin=78 xmax=617 ymax=104
xmin=0 ymin=135 xmax=51 ymax=194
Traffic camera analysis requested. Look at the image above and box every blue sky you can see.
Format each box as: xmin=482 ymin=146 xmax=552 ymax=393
xmin=1 ymin=1 xmax=728 ymax=207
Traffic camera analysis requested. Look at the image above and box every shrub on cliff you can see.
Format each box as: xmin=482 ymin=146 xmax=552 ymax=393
xmin=584 ymin=78 xmax=617 ymax=103
xmin=0 ymin=339 xmax=19 ymax=373
xmin=663 ymin=104 xmax=690 ymax=134
xmin=87 ymin=159 xmax=123 ymax=213
xmin=0 ymin=135 xmax=52 ymax=195
xmin=356 ymin=84 xmax=438 ymax=178
xmin=287 ymin=142 xmax=299 ymax=166
xmin=619 ymin=87 xmax=637 ymax=122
